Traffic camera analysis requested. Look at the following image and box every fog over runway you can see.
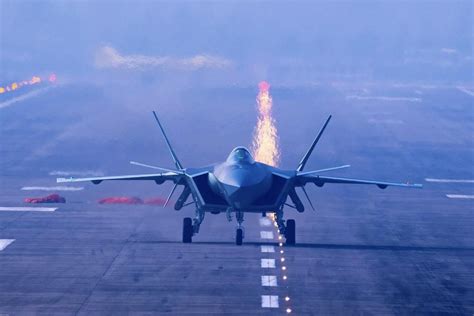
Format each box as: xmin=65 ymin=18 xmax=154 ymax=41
xmin=0 ymin=80 xmax=473 ymax=315
xmin=1 ymin=1 xmax=473 ymax=314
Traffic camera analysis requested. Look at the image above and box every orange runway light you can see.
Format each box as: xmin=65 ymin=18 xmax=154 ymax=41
xmin=1 ymin=74 xmax=55 ymax=95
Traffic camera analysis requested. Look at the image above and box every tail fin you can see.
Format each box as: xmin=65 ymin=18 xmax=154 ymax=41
xmin=296 ymin=115 xmax=332 ymax=171
xmin=152 ymin=111 xmax=184 ymax=170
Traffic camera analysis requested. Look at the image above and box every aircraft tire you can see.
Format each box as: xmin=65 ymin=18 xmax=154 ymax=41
xmin=285 ymin=219 xmax=296 ymax=245
xmin=182 ymin=217 xmax=193 ymax=243
xmin=236 ymin=228 xmax=243 ymax=246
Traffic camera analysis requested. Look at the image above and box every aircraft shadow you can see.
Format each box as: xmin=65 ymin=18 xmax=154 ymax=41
xmin=131 ymin=240 xmax=474 ymax=252
xmin=287 ymin=243 xmax=474 ymax=252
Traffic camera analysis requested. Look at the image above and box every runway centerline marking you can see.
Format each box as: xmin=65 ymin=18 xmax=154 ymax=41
xmin=261 ymin=245 xmax=275 ymax=253
xmin=425 ymin=178 xmax=474 ymax=183
xmin=21 ymin=186 xmax=84 ymax=191
xmin=261 ymin=275 xmax=278 ymax=287
xmin=0 ymin=239 xmax=15 ymax=251
xmin=261 ymin=295 xmax=279 ymax=308
xmin=259 ymin=217 xmax=272 ymax=226
xmin=260 ymin=231 xmax=274 ymax=239
xmin=261 ymin=258 xmax=276 ymax=268
xmin=446 ymin=194 xmax=474 ymax=199
xmin=0 ymin=206 xmax=58 ymax=212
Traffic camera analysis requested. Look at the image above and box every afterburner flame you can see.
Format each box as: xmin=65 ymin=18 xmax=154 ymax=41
xmin=251 ymin=81 xmax=280 ymax=167
xmin=0 ymin=74 xmax=56 ymax=94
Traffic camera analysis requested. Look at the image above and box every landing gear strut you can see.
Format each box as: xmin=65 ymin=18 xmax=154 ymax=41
xmin=192 ymin=209 xmax=205 ymax=234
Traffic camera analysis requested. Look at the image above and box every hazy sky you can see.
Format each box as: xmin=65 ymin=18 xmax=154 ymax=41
xmin=1 ymin=0 xmax=473 ymax=84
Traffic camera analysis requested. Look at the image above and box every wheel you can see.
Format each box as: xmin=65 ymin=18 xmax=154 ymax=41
xmin=182 ymin=217 xmax=193 ymax=243
xmin=285 ymin=219 xmax=295 ymax=245
xmin=236 ymin=228 xmax=243 ymax=246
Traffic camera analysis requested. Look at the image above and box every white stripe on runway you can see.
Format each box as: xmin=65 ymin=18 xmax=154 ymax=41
xmin=261 ymin=295 xmax=279 ymax=308
xmin=0 ymin=239 xmax=15 ymax=251
xmin=261 ymin=245 xmax=275 ymax=253
xmin=446 ymin=194 xmax=474 ymax=199
xmin=21 ymin=186 xmax=84 ymax=191
xmin=425 ymin=178 xmax=474 ymax=183
xmin=259 ymin=217 xmax=272 ymax=226
xmin=261 ymin=275 xmax=278 ymax=287
xmin=261 ymin=259 xmax=276 ymax=268
xmin=0 ymin=206 xmax=58 ymax=212
xmin=260 ymin=231 xmax=274 ymax=239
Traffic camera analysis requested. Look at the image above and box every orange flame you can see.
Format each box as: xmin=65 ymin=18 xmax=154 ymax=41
xmin=251 ymin=81 xmax=280 ymax=167
xmin=0 ymin=74 xmax=56 ymax=94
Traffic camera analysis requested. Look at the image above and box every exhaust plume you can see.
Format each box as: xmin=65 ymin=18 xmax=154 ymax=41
xmin=251 ymin=81 xmax=280 ymax=167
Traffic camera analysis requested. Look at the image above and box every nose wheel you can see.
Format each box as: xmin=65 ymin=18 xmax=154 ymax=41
xmin=235 ymin=211 xmax=245 ymax=245
xmin=182 ymin=217 xmax=193 ymax=243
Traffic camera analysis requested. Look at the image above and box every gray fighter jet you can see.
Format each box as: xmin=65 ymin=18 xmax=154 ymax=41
xmin=58 ymin=112 xmax=422 ymax=245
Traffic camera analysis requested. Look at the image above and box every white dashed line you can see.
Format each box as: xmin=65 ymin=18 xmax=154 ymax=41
xmin=446 ymin=194 xmax=474 ymax=199
xmin=261 ymin=245 xmax=275 ymax=253
xmin=259 ymin=217 xmax=272 ymax=226
xmin=261 ymin=259 xmax=276 ymax=268
xmin=0 ymin=239 xmax=15 ymax=251
xmin=260 ymin=231 xmax=274 ymax=239
xmin=0 ymin=207 xmax=58 ymax=212
xmin=261 ymin=275 xmax=278 ymax=287
xmin=21 ymin=186 xmax=84 ymax=191
xmin=261 ymin=295 xmax=279 ymax=308
xmin=426 ymin=178 xmax=474 ymax=183
xmin=346 ymin=95 xmax=422 ymax=102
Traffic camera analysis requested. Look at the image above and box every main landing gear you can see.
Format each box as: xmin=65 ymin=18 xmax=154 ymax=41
xmin=284 ymin=219 xmax=296 ymax=245
xmin=275 ymin=209 xmax=296 ymax=245
xmin=236 ymin=228 xmax=243 ymax=246
xmin=183 ymin=210 xmax=294 ymax=245
xmin=182 ymin=217 xmax=193 ymax=243
xmin=182 ymin=209 xmax=206 ymax=243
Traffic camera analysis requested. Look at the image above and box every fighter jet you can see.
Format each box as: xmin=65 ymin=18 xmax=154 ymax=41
xmin=58 ymin=112 xmax=422 ymax=245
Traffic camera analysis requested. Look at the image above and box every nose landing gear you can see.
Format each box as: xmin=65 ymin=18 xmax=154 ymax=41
xmin=235 ymin=211 xmax=245 ymax=245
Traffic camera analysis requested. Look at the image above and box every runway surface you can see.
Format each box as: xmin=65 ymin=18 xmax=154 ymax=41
xmin=0 ymin=82 xmax=473 ymax=315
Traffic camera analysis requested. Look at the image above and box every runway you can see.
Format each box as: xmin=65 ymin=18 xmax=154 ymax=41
xmin=0 ymin=82 xmax=473 ymax=314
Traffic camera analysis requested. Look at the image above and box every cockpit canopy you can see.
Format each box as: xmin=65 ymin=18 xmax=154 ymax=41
xmin=226 ymin=147 xmax=255 ymax=164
